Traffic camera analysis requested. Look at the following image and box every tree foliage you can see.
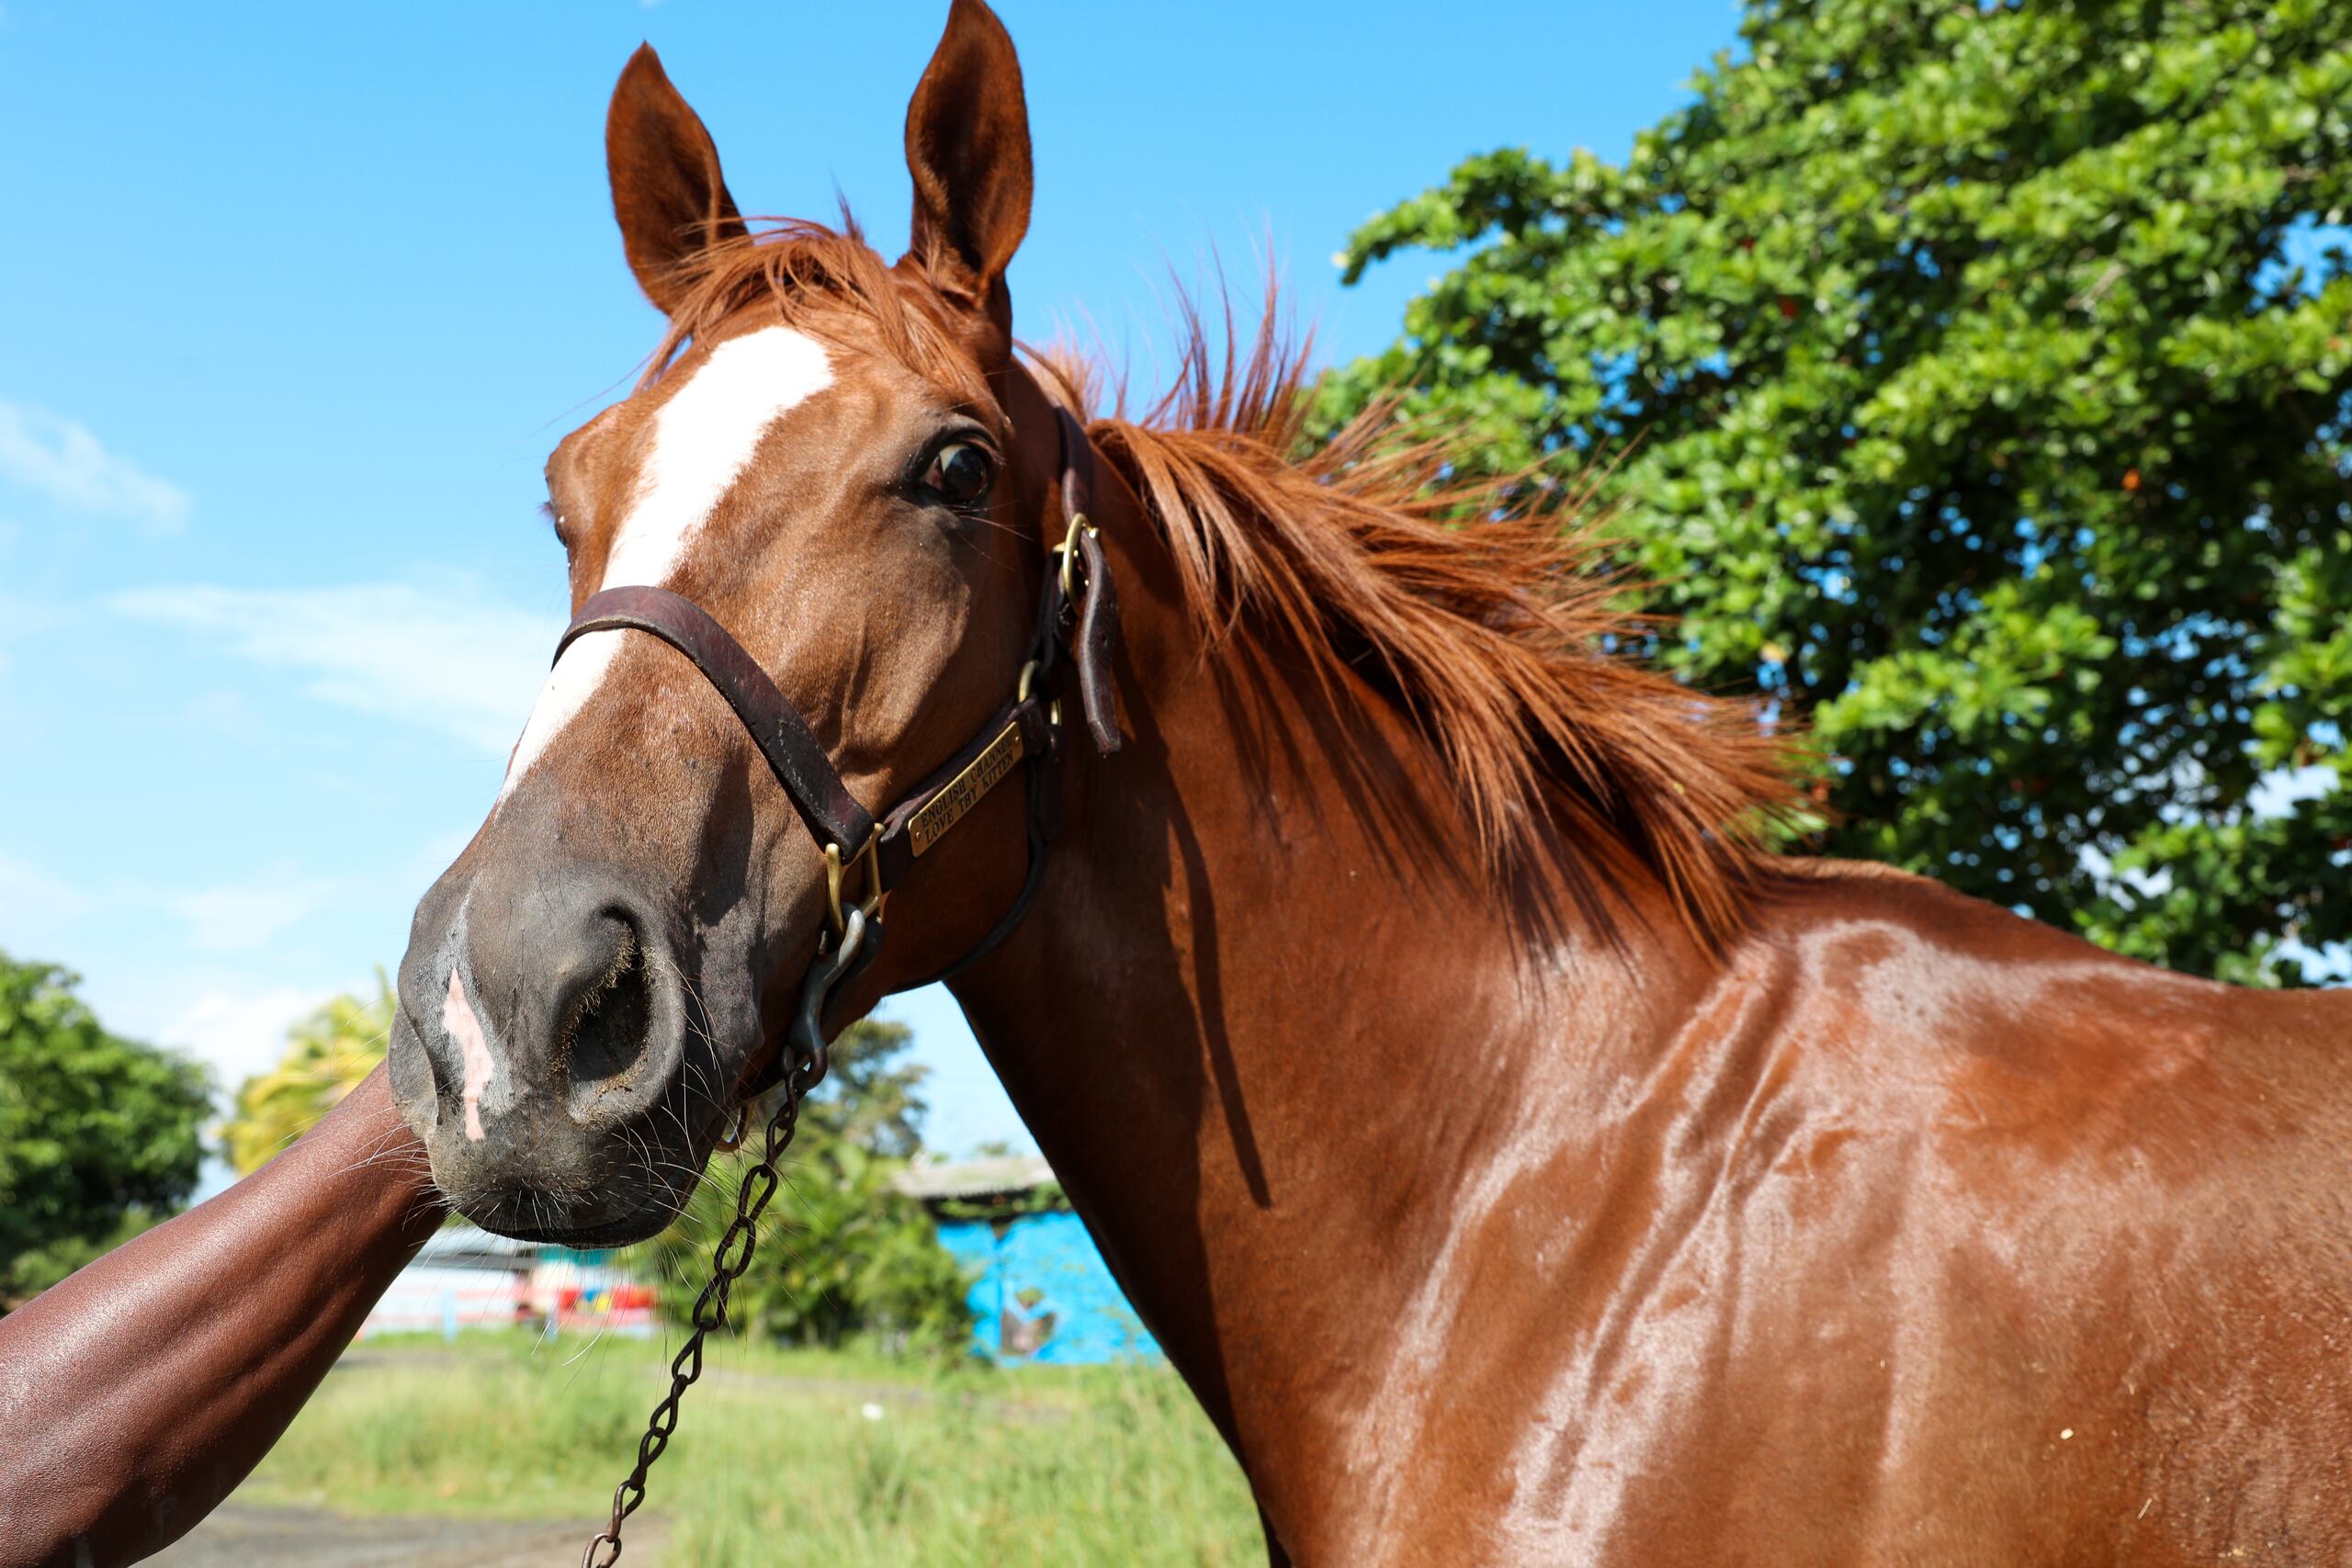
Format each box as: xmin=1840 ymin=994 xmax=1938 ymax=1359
xmin=632 ymin=1018 xmax=973 ymax=1357
xmin=222 ymin=976 xmax=394 ymax=1175
xmin=0 ymin=952 xmax=210 ymax=1304
xmin=1322 ymin=0 xmax=2352 ymax=982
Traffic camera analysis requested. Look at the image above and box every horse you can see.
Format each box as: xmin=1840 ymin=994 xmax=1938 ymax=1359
xmin=383 ymin=3 xmax=2352 ymax=1562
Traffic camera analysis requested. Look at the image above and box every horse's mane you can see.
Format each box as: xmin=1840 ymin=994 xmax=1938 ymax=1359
xmin=652 ymin=219 xmax=1798 ymax=942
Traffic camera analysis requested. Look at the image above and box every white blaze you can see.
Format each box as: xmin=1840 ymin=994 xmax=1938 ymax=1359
xmin=498 ymin=327 xmax=834 ymax=801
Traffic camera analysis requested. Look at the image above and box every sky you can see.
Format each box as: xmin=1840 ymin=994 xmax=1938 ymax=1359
xmin=0 ymin=0 xmax=1747 ymax=1179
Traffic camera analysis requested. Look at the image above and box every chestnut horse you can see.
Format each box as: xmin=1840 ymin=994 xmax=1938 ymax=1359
xmin=385 ymin=4 xmax=2352 ymax=1562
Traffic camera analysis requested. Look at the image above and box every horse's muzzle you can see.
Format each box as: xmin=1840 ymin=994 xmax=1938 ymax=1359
xmin=387 ymin=851 xmax=716 ymax=1246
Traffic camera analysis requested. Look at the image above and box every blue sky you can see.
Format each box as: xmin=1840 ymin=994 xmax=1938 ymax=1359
xmin=0 ymin=0 xmax=1743 ymax=1174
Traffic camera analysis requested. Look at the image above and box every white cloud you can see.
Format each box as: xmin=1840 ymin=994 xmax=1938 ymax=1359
xmin=153 ymin=983 xmax=342 ymax=1100
xmin=0 ymin=854 xmax=97 ymax=957
xmin=160 ymin=871 xmax=343 ymax=954
xmin=0 ymin=576 xmax=78 ymax=684
xmin=0 ymin=400 xmax=191 ymax=532
xmin=0 ymin=868 xmax=335 ymax=1094
xmin=108 ymin=577 xmax=559 ymax=754
xmin=2 ymin=852 xmax=410 ymax=1064
xmin=175 ymin=686 xmax=271 ymax=743
xmin=0 ymin=854 xmax=343 ymax=975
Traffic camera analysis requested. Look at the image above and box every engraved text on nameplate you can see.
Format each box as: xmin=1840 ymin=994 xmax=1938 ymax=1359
xmin=909 ymin=722 xmax=1026 ymax=856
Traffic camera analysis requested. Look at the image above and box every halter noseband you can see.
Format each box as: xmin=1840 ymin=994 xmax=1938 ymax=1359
xmin=548 ymin=404 xmax=1119 ymax=1100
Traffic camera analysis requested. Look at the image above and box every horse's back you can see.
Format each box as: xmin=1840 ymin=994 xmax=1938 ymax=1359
xmin=1753 ymin=859 xmax=2352 ymax=1171
xmin=1480 ymin=863 xmax=2352 ymax=1566
xmin=1795 ymin=865 xmax=2350 ymax=1527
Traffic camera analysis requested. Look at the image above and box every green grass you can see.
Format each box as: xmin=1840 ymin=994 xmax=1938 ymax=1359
xmin=243 ymin=1334 xmax=1264 ymax=1566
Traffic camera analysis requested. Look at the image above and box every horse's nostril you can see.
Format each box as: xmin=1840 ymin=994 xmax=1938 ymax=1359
xmin=567 ymin=916 xmax=656 ymax=1085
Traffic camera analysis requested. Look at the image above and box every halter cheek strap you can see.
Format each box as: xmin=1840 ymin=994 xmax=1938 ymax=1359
xmin=548 ymin=405 xmax=1117 ymax=1091
xmin=550 ymin=585 xmax=877 ymax=853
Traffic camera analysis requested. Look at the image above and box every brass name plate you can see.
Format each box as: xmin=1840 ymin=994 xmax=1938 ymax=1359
xmin=908 ymin=721 xmax=1026 ymax=856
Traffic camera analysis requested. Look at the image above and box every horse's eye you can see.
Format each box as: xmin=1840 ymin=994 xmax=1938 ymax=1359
xmin=921 ymin=442 xmax=994 ymax=509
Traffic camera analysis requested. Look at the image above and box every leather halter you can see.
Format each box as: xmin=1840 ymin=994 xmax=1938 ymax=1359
xmin=548 ymin=404 xmax=1119 ymax=1095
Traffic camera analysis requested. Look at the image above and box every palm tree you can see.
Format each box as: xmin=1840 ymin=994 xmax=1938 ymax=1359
xmin=221 ymin=974 xmax=393 ymax=1174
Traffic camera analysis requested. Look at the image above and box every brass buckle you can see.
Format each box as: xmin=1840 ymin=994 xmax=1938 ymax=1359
xmin=823 ymin=834 xmax=885 ymax=936
xmin=1015 ymin=658 xmax=1061 ymax=728
xmin=1053 ymin=517 xmax=1098 ymax=601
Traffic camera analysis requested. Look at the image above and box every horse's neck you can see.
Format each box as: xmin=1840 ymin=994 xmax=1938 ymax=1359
xmin=946 ymin=506 xmax=1696 ymax=1500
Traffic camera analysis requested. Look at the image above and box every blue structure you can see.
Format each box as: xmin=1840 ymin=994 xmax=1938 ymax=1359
xmin=905 ymin=1157 xmax=1161 ymax=1366
xmin=936 ymin=1210 xmax=1161 ymax=1365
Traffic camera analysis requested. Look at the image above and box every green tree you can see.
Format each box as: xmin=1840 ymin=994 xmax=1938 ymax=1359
xmin=634 ymin=1018 xmax=973 ymax=1357
xmin=0 ymin=952 xmax=211 ymax=1305
xmin=222 ymin=976 xmax=394 ymax=1175
xmin=1322 ymin=0 xmax=2352 ymax=983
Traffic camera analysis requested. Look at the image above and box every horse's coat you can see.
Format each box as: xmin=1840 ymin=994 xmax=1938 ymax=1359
xmin=382 ymin=6 xmax=2352 ymax=1563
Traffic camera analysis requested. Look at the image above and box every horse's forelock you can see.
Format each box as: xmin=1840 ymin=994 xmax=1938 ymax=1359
xmin=642 ymin=213 xmax=995 ymax=418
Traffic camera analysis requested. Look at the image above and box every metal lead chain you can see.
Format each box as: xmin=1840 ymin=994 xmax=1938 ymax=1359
xmin=579 ymin=1020 xmax=833 ymax=1567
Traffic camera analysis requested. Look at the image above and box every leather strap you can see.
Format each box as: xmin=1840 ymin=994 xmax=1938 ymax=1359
xmin=557 ymin=586 xmax=876 ymax=855
xmin=1072 ymin=523 xmax=1120 ymax=754
xmin=1046 ymin=407 xmax=1121 ymax=757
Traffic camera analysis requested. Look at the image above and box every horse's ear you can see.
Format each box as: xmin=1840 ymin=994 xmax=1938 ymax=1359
xmin=606 ymin=44 xmax=746 ymax=316
xmin=902 ymin=0 xmax=1033 ymax=331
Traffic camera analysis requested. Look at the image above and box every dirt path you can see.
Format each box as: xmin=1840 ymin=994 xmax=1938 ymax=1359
xmin=146 ymin=1504 xmax=666 ymax=1567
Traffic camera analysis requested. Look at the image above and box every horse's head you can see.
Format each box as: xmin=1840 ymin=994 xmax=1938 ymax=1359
xmin=387 ymin=0 xmax=1077 ymax=1244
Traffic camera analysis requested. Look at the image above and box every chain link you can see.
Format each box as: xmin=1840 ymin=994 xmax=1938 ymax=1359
xmin=580 ymin=1041 xmax=830 ymax=1568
